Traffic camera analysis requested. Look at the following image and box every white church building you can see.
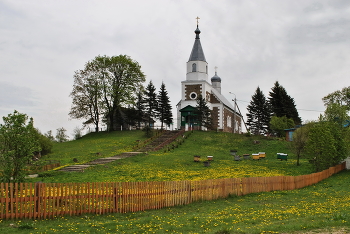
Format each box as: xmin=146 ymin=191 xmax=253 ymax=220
xmin=176 ymin=23 xmax=242 ymax=133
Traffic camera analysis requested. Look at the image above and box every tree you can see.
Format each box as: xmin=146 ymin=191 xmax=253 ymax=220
xmin=0 ymin=110 xmax=40 ymax=183
xmin=291 ymin=123 xmax=312 ymax=166
xmin=304 ymin=104 xmax=349 ymax=172
xmin=322 ymin=86 xmax=350 ymax=108
xmin=135 ymin=90 xmax=145 ymax=129
xmin=268 ymin=81 xmax=301 ymax=125
xmin=69 ymin=55 xmax=146 ymax=132
xmin=102 ymin=55 xmax=146 ymax=131
xmin=144 ymin=80 xmax=158 ymax=127
xmin=269 ymin=116 xmax=294 ymax=137
xmin=56 ymin=127 xmax=69 ymax=142
xmin=157 ymin=82 xmax=173 ymax=129
xmin=45 ymin=130 xmax=55 ymax=142
xmin=69 ymin=64 xmax=103 ymax=132
xmin=246 ymin=87 xmax=271 ymax=135
xmin=195 ymin=94 xmax=212 ymax=130
xmin=305 ymin=121 xmax=335 ymax=172
xmin=33 ymin=128 xmax=53 ymax=156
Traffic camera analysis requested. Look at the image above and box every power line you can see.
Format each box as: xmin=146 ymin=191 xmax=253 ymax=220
xmin=297 ymin=109 xmax=324 ymax=112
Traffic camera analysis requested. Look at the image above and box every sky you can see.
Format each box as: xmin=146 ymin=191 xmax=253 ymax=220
xmin=1 ymin=0 xmax=350 ymax=137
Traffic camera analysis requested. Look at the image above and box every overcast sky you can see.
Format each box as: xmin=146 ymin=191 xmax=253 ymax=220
xmin=1 ymin=0 xmax=350 ymax=137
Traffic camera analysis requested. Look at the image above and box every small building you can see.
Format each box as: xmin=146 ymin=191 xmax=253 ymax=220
xmin=285 ymin=128 xmax=296 ymax=141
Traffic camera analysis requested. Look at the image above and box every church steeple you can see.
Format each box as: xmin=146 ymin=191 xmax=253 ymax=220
xmin=186 ymin=17 xmax=208 ymax=81
xmin=188 ymin=25 xmax=206 ymax=62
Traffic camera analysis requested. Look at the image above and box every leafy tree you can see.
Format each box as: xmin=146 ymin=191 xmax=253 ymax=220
xmin=72 ymin=127 xmax=83 ymax=140
xmin=304 ymin=103 xmax=349 ymax=172
xmin=268 ymin=81 xmax=301 ymax=125
xmin=322 ymin=86 xmax=350 ymax=107
xmin=157 ymin=82 xmax=173 ymax=129
xmin=0 ymin=110 xmax=40 ymax=183
xmin=305 ymin=121 xmax=335 ymax=172
xmin=144 ymin=81 xmax=158 ymax=127
xmin=33 ymin=128 xmax=53 ymax=156
xmin=45 ymin=130 xmax=55 ymax=142
xmin=195 ymin=94 xmax=212 ymax=130
xmin=291 ymin=123 xmax=312 ymax=166
xmin=69 ymin=55 xmax=146 ymax=132
xmin=246 ymin=87 xmax=271 ymax=135
xmin=269 ymin=116 xmax=294 ymax=137
xmin=56 ymin=127 xmax=69 ymax=142
xmin=101 ymin=55 xmax=146 ymax=131
xmin=69 ymin=64 xmax=103 ymax=132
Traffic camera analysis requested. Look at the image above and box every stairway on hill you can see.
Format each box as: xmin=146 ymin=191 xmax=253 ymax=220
xmin=59 ymin=130 xmax=184 ymax=172
xmin=59 ymin=152 xmax=142 ymax=172
xmin=138 ymin=130 xmax=184 ymax=152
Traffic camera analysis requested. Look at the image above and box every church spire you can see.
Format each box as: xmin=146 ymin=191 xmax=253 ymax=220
xmin=188 ymin=17 xmax=206 ymax=62
xmin=186 ymin=17 xmax=208 ymax=81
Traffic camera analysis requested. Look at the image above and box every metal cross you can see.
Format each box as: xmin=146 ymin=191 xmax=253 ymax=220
xmin=196 ymin=16 xmax=200 ymax=25
xmin=215 ymin=66 xmax=218 ymax=73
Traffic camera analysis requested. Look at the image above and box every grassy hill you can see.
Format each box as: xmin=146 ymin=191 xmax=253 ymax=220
xmin=27 ymin=130 xmax=314 ymax=183
xmin=2 ymin=130 xmax=349 ymax=233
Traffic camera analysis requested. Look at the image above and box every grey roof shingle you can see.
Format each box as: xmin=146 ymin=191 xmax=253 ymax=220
xmin=188 ymin=26 xmax=206 ymax=62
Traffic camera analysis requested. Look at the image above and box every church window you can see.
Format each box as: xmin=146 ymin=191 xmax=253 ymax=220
xmin=192 ymin=63 xmax=197 ymax=72
xmin=206 ymin=92 xmax=210 ymax=102
xmin=190 ymin=92 xmax=197 ymax=100
xmin=227 ymin=116 xmax=232 ymax=128
xmin=206 ymin=66 xmax=208 ymax=74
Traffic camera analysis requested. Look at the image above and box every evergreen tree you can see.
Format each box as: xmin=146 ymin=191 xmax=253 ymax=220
xmin=268 ymin=81 xmax=301 ymax=125
xmin=157 ymin=82 xmax=173 ymax=129
xmin=144 ymin=81 xmax=158 ymax=127
xmin=135 ymin=90 xmax=145 ymax=129
xmin=246 ymin=87 xmax=271 ymax=135
xmin=195 ymin=94 xmax=212 ymax=130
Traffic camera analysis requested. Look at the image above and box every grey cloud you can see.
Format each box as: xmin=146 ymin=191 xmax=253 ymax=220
xmin=287 ymin=18 xmax=350 ymax=44
xmin=0 ymin=82 xmax=37 ymax=108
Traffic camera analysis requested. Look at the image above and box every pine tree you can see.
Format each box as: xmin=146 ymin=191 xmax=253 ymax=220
xmin=268 ymin=81 xmax=301 ymax=125
xmin=246 ymin=87 xmax=271 ymax=135
xmin=135 ymin=90 xmax=145 ymax=129
xmin=144 ymin=81 xmax=158 ymax=127
xmin=195 ymin=94 xmax=212 ymax=130
xmin=157 ymin=82 xmax=173 ymax=129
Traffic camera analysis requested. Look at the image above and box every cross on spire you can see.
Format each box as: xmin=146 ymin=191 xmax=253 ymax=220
xmin=215 ymin=66 xmax=218 ymax=73
xmin=196 ymin=16 xmax=200 ymax=25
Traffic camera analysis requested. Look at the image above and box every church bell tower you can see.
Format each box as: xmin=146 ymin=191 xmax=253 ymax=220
xmin=186 ymin=22 xmax=208 ymax=81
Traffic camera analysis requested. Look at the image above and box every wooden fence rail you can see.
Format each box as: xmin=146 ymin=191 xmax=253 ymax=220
xmin=0 ymin=162 xmax=346 ymax=220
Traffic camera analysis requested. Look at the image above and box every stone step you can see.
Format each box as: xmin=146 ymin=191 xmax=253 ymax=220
xmin=59 ymin=164 xmax=91 ymax=172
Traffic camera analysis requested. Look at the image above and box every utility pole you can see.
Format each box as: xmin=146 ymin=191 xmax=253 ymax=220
xmin=229 ymin=92 xmax=236 ymax=133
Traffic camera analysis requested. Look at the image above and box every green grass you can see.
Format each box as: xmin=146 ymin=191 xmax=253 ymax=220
xmin=1 ymin=170 xmax=350 ymax=233
xmin=41 ymin=130 xmax=146 ymax=166
xmin=2 ymin=130 xmax=349 ymax=233
xmin=26 ymin=131 xmax=313 ymax=183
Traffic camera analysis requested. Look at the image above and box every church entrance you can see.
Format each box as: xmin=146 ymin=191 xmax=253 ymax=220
xmin=179 ymin=105 xmax=199 ymax=130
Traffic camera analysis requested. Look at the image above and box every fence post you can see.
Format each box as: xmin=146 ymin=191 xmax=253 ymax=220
xmin=35 ymin=182 xmax=42 ymax=219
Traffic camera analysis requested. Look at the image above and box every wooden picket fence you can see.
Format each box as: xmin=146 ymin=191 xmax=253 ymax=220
xmin=0 ymin=162 xmax=346 ymax=220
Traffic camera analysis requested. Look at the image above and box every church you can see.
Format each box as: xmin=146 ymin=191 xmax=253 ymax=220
xmin=176 ymin=22 xmax=242 ymax=133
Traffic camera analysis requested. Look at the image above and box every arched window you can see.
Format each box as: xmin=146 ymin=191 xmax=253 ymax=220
xmin=206 ymin=66 xmax=208 ymax=74
xmin=192 ymin=63 xmax=197 ymax=72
